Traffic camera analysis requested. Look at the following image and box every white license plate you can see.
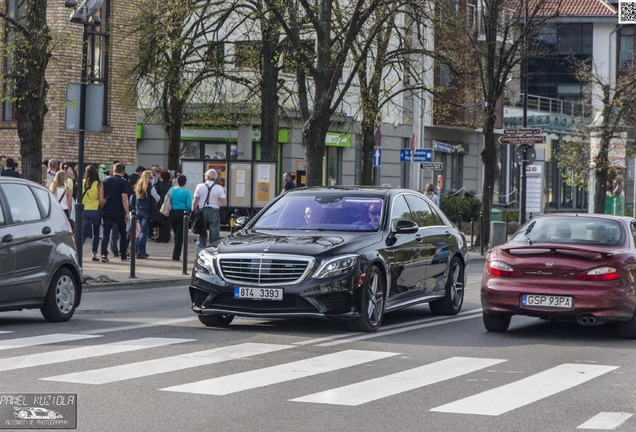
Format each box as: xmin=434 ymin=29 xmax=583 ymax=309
xmin=521 ymin=294 xmax=573 ymax=309
xmin=234 ymin=287 xmax=283 ymax=301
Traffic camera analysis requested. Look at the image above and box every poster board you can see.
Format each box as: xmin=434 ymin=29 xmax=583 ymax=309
xmin=206 ymin=161 xmax=227 ymax=188
xmin=181 ymin=160 xmax=204 ymax=197
xmin=253 ymin=162 xmax=277 ymax=207
xmin=228 ymin=162 xmax=252 ymax=208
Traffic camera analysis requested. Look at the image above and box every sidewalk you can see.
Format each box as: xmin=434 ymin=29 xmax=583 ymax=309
xmin=81 ymin=231 xmax=487 ymax=291
xmin=81 ymin=232 xmax=203 ymax=290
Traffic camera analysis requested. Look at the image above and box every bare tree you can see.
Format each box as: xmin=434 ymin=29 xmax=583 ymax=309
xmin=126 ymin=0 xmax=254 ymax=170
xmin=559 ymin=60 xmax=636 ymax=213
xmin=265 ymin=0 xmax=405 ymax=186
xmin=0 ymin=0 xmax=52 ymax=182
xmin=427 ymin=0 xmax=562 ymax=244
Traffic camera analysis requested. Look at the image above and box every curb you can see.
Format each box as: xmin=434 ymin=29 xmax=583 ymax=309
xmin=82 ymin=277 xmax=190 ymax=292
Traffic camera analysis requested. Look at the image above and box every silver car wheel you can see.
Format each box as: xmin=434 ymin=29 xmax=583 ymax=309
xmin=366 ymin=270 xmax=384 ymax=326
xmin=56 ymin=274 xmax=76 ymax=314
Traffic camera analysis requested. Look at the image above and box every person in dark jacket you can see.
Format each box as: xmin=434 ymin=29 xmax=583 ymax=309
xmin=0 ymin=158 xmax=20 ymax=177
xmin=154 ymin=170 xmax=173 ymax=243
xmin=131 ymin=170 xmax=159 ymax=258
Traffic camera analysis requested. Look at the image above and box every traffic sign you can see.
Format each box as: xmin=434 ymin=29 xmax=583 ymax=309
xmin=400 ymin=148 xmax=432 ymax=162
xmin=499 ymin=135 xmax=545 ymax=145
xmin=503 ymin=128 xmax=542 ymax=135
xmin=373 ymin=147 xmax=382 ymax=167
xmin=420 ymin=162 xmax=443 ymax=170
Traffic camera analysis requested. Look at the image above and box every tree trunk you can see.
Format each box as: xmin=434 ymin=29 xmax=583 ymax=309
xmin=14 ymin=0 xmax=50 ymax=184
xmin=166 ymin=95 xmax=182 ymax=171
xmin=260 ymin=36 xmax=279 ymax=162
xmin=303 ymin=118 xmax=328 ymax=186
xmin=481 ymin=118 xmax=497 ymax=247
xmin=360 ymin=115 xmax=375 ymax=185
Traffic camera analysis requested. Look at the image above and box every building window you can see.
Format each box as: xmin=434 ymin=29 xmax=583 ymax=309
xmin=620 ymin=26 xmax=634 ymax=71
xmin=439 ymin=64 xmax=456 ymax=87
xmin=207 ymin=41 xmax=225 ymax=69
xmin=89 ymin=1 xmax=109 ymax=127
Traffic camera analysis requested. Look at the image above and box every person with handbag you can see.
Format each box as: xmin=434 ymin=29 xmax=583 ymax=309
xmin=192 ymin=169 xmax=227 ymax=254
xmin=154 ymin=170 xmax=173 ymax=243
xmin=168 ymin=175 xmax=192 ymax=261
xmin=49 ymin=170 xmax=73 ymax=228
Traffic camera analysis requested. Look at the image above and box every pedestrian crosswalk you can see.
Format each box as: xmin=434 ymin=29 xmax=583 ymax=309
xmin=0 ymin=331 xmax=630 ymax=428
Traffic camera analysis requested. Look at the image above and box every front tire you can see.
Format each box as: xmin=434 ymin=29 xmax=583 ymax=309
xmin=346 ymin=266 xmax=385 ymax=332
xmin=429 ymin=256 xmax=464 ymax=315
xmin=483 ymin=312 xmax=512 ymax=332
xmin=198 ymin=314 xmax=234 ymax=327
xmin=617 ymin=311 xmax=636 ymax=339
xmin=41 ymin=268 xmax=77 ymax=322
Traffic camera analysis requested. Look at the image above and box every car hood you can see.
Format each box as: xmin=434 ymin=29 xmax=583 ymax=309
xmin=213 ymin=229 xmax=383 ymax=258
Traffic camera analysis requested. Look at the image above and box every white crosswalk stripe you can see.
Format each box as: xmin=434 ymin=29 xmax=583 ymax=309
xmin=577 ymin=412 xmax=634 ymax=430
xmin=0 ymin=337 xmax=194 ymax=372
xmin=42 ymin=343 xmax=293 ymax=384
xmin=431 ymin=363 xmax=619 ymax=416
xmin=291 ymin=356 xmax=507 ymax=406
xmin=0 ymin=333 xmax=100 ymax=351
xmin=161 ymin=349 xmax=399 ymax=396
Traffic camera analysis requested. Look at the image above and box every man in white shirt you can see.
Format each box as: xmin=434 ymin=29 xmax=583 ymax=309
xmin=192 ymin=169 xmax=227 ymax=253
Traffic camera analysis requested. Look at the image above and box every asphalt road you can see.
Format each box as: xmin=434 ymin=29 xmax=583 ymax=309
xmin=0 ymin=262 xmax=635 ymax=432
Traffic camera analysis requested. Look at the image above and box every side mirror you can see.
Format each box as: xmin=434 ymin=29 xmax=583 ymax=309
xmin=235 ymin=216 xmax=250 ymax=230
xmin=394 ymin=219 xmax=419 ymax=234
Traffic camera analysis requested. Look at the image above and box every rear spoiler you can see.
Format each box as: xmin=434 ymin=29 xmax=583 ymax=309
xmin=501 ymin=243 xmax=618 ymax=259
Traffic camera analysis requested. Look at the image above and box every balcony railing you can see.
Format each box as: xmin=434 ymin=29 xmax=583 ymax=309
xmin=520 ymin=94 xmax=592 ymax=118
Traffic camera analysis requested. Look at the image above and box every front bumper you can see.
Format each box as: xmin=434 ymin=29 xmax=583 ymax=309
xmin=189 ymin=268 xmax=363 ymax=322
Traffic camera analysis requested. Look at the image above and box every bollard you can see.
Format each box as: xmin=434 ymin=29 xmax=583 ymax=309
xmin=504 ymin=211 xmax=508 ymax=240
xmin=129 ymin=212 xmax=137 ymax=279
xmin=230 ymin=209 xmax=237 ymax=233
xmin=470 ymin=218 xmax=474 ymax=247
xmin=182 ymin=212 xmax=189 ymax=275
xmin=480 ymin=211 xmax=484 ymax=256
xmin=457 ymin=212 xmax=463 ymax=231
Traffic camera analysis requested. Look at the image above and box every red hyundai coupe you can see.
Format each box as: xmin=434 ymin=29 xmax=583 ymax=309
xmin=481 ymin=213 xmax=636 ymax=338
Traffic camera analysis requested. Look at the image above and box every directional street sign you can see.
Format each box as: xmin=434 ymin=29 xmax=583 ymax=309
xmin=373 ymin=147 xmax=382 ymax=167
xmin=498 ymin=135 xmax=545 ymax=145
xmin=420 ymin=162 xmax=444 ymax=170
xmin=503 ymin=128 xmax=542 ymax=135
xmin=400 ymin=148 xmax=432 ymax=162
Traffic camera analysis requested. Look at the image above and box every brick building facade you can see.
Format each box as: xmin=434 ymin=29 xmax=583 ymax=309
xmin=0 ymin=1 xmax=137 ymax=174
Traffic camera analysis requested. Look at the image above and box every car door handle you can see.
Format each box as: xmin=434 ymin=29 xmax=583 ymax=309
xmin=2 ymin=234 xmax=12 ymax=243
xmin=42 ymin=226 xmax=52 ymax=235
xmin=415 ymin=235 xmax=424 ymax=242
xmin=444 ymin=231 xmax=452 ymax=238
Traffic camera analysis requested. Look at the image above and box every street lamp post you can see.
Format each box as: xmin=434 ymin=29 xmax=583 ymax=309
xmin=66 ymin=0 xmax=103 ymax=266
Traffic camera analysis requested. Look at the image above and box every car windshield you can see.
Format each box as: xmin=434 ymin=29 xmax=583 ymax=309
xmin=253 ymin=194 xmax=384 ymax=231
xmin=512 ymin=216 xmax=625 ymax=246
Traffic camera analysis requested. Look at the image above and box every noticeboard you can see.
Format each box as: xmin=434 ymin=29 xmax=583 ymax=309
xmin=228 ymin=162 xmax=252 ymax=208
xmin=253 ymin=162 xmax=277 ymax=207
xmin=181 ymin=160 xmax=204 ymax=198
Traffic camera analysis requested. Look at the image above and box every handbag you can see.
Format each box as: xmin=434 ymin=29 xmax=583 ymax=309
xmin=160 ymin=193 xmax=171 ymax=217
xmin=189 ymin=209 xmax=205 ymax=235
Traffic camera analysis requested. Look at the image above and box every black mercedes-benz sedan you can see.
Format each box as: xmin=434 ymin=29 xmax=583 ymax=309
xmin=189 ymin=186 xmax=469 ymax=332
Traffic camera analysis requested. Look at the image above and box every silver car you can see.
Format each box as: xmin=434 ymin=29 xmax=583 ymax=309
xmin=0 ymin=177 xmax=82 ymax=321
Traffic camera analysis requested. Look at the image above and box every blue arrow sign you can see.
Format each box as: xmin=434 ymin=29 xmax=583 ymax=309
xmin=400 ymin=148 xmax=432 ymax=162
xmin=373 ymin=147 xmax=382 ymax=167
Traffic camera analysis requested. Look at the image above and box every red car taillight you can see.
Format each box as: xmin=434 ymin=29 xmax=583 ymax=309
xmin=486 ymin=261 xmax=522 ymax=277
xmin=576 ymin=267 xmax=621 ymax=281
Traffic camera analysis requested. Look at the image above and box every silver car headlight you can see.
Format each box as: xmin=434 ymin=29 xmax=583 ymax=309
xmin=312 ymin=254 xmax=359 ymax=279
xmin=196 ymin=249 xmax=218 ymax=275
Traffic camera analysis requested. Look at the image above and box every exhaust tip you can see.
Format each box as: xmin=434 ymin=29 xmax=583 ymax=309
xmin=576 ymin=314 xmax=600 ymax=326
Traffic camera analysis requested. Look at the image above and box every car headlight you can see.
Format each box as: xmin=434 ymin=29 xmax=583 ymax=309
xmin=196 ymin=249 xmax=218 ymax=275
xmin=312 ymin=254 xmax=359 ymax=279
